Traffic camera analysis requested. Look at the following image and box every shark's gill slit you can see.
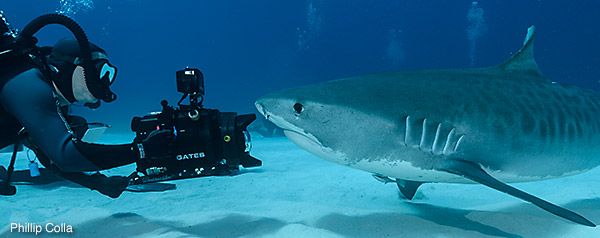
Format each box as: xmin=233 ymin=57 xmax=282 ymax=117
xmin=404 ymin=115 xmax=412 ymax=145
xmin=419 ymin=118 xmax=428 ymax=150
xmin=454 ymin=135 xmax=465 ymax=152
xmin=432 ymin=123 xmax=443 ymax=154
xmin=420 ymin=118 xmax=438 ymax=152
xmin=405 ymin=115 xmax=423 ymax=147
xmin=443 ymin=128 xmax=456 ymax=155
xmin=399 ymin=115 xmax=408 ymax=145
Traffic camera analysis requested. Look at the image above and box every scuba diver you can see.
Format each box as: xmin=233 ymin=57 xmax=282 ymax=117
xmin=0 ymin=13 xmax=174 ymax=198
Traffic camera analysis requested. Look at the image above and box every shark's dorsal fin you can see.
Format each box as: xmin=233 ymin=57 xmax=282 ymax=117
xmin=498 ymin=26 xmax=543 ymax=75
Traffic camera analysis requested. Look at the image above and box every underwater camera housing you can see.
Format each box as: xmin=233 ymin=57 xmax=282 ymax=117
xmin=130 ymin=67 xmax=261 ymax=184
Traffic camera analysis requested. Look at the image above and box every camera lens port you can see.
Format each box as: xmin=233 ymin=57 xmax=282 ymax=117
xmin=243 ymin=131 xmax=252 ymax=152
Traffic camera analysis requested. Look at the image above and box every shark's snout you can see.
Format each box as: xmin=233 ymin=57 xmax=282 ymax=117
xmin=255 ymin=96 xmax=306 ymax=137
xmin=254 ymin=98 xmax=271 ymax=120
xmin=254 ymin=100 xmax=266 ymax=117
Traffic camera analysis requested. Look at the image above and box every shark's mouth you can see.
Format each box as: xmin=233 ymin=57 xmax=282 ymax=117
xmin=283 ymin=129 xmax=322 ymax=148
xmin=281 ymin=129 xmax=350 ymax=165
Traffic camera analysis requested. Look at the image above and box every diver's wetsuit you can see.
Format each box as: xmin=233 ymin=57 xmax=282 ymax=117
xmin=0 ymin=58 xmax=137 ymax=197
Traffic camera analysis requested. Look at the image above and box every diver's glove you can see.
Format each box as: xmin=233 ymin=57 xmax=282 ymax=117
xmin=136 ymin=130 xmax=175 ymax=159
xmin=64 ymin=172 xmax=129 ymax=198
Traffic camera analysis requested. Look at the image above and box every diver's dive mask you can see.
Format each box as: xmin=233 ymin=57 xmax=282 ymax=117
xmin=48 ymin=38 xmax=117 ymax=105
xmin=97 ymin=60 xmax=117 ymax=86
xmin=86 ymin=51 xmax=117 ymax=88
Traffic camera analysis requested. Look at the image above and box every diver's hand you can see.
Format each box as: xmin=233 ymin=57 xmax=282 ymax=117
xmin=136 ymin=130 xmax=175 ymax=159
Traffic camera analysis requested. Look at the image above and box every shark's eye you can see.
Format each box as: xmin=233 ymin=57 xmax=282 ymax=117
xmin=294 ymin=103 xmax=304 ymax=115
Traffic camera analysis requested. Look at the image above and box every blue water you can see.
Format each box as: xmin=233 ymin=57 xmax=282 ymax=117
xmin=2 ymin=0 xmax=600 ymax=132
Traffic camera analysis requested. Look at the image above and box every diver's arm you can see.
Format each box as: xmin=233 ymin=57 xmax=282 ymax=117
xmin=0 ymin=69 xmax=137 ymax=171
xmin=73 ymin=141 xmax=137 ymax=169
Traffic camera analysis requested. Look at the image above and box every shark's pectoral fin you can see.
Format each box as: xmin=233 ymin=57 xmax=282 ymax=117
xmin=396 ymin=179 xmax=424 ymax=200
xmin=441 ymin=159 xmax=596 ymax=227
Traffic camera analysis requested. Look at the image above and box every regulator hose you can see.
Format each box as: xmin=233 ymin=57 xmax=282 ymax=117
xmin=20 ymin=13 xmax=116 ymax=102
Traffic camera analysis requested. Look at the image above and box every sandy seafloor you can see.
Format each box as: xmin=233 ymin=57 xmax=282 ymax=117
xmin=0 ymin=133 xmax=599 ymax=238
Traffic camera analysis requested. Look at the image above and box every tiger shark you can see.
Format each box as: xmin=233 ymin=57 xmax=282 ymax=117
xmin=255 ymin=26 xmax=599 ymax=226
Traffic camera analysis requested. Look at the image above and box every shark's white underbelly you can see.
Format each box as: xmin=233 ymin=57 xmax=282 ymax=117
xmin=349 ymin=157 xmax=587 ymax=184
xmin=284 ymin=128 xmax=587 ymax=183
